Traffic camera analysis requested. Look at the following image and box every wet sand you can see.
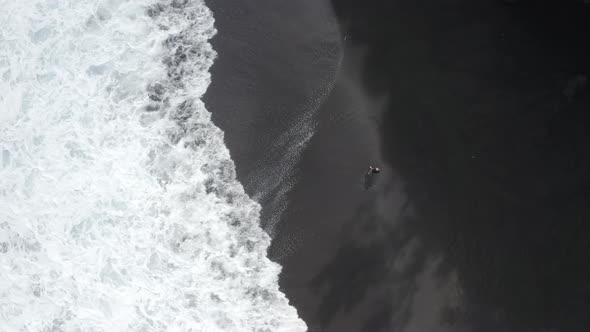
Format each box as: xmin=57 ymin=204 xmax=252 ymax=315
xmin=205 ymin=0 xmax=590 ymax=331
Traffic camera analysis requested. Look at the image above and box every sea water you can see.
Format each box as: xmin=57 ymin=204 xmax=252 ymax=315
xmin=0 ymin=0 xmax=306 ymax=330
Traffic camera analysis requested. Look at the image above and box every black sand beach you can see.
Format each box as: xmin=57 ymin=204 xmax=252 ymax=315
xmin=205 ymin=0 xmax=590 ymax=331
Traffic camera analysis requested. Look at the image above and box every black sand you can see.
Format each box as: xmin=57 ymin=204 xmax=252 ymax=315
xmin=205 ymin=0 xmax=590 ymax=331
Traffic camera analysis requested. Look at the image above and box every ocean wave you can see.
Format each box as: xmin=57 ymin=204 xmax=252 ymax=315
xmin=0 ymin=0 xmax=306 ymax=330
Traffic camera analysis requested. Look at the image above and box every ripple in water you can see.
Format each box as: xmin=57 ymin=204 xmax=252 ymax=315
xmin=0 ymin=0 xmax=306 ymax=330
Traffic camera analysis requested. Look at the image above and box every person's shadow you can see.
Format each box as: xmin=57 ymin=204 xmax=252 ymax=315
xmin=363 ymin=172 xmax=379 ymax=190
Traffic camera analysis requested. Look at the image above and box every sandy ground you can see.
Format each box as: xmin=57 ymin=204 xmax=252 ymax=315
xmin=205 ymin=0 xmax=590 ymax=331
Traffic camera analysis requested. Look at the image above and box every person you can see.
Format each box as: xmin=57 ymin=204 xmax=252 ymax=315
xmin=367 ymin=166 xmax=380 ymax=175
xmin=364 ymin=166 xmax=380 ymax=190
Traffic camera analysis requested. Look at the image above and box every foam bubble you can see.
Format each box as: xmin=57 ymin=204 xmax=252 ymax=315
xmin=0 ymin=0 xmax=306 ymax=330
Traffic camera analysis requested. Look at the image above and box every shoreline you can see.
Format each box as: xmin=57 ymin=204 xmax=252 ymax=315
xmin=202 ymin=0 xmax=344 ymax=328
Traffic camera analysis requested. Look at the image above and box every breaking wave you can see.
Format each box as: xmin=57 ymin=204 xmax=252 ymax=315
xmin=0 ymin=0 xmax=306 ymax=330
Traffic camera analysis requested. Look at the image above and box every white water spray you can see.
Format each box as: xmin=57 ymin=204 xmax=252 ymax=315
xmin=0 ymin=0 xmax=306 ymax=330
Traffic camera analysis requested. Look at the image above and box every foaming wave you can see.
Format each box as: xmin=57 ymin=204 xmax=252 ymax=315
xmin=0 ymin=0 xmax=306 ymax=331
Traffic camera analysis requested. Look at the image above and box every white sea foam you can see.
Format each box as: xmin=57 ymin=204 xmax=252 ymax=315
xmin=0 ymin=0 xmax=306 ymax=330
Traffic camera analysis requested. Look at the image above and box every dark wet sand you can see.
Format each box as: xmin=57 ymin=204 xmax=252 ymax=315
xmin=206 ymin=0 xmax=590 ymax=331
